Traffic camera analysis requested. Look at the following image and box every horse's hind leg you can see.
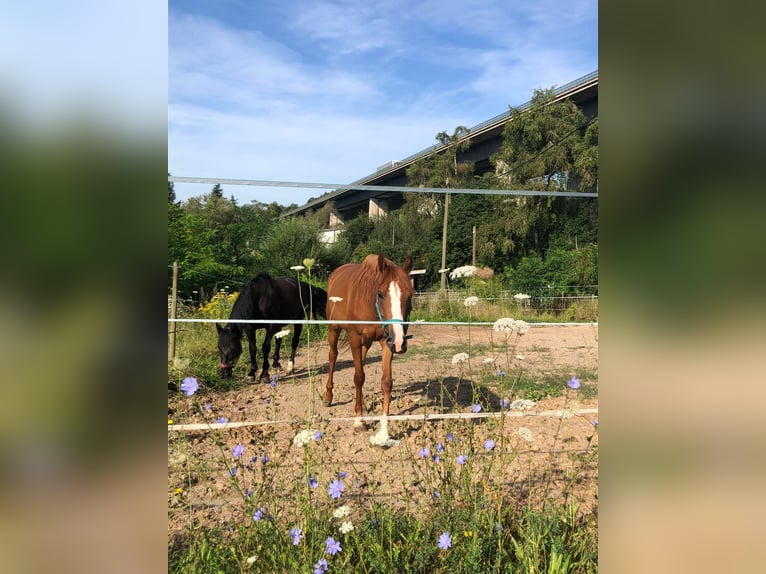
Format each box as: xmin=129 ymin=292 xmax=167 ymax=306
xmin=286 ymin=324 xmax=302 ymax=373
xmin=324 ymin=327 xmax=339 ymax=407
xmin=258 ymin=332 xmax=272 ymax=383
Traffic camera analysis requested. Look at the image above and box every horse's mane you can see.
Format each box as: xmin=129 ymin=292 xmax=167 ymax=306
xmin=359 ymin=254 xmax=412 ymax=292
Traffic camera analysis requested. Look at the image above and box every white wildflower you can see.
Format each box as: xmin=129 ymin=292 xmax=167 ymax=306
xmin=492 ymin=317 xmax=516 ymax=334
xmin=292 ymin=429 xmax=318 ymax=447
xmin=515 ymin=354 xmax=525 ymax=360
xmin=449 ymin=265 xmax=477 ymax=280
xmin=339 ymin=521 xmax=354 ymax=534
xmin=246 ymin=556 xmax=257 ymax=565
xmin=515 ymin=320 xmax=530 ymax=335
xmin=513 ymin=293 xmax=531 ymax=301
xmin=556 ymin=409 xmax=575 ymax=419
xmin=274 ymin=329 xmax=290 ymax=339
xmin=290 ymin=265 xmax=305 ymax=271
xmin=451 ymin=352 xmax=469 ymax=365
xmin=329 ymin=296 xmax=344 ymax=303
xmin=517 ymin=427 xmax=534 ymax=442
xmin=482 ymin=357 xmax=495 ymax=365
xmin=509 ymin=399 xmax=536 ymax=410
xmin=333 ymin=505 xmax=350 ymax=519
xmin=463 ymin=296 xmax=479 ymax=307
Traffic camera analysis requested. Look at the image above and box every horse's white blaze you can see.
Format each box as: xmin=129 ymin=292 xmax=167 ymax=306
xmin=388 ymin=281 xmax=406 ymax=351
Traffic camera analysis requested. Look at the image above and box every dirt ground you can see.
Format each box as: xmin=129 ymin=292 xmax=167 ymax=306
xmin=168 ymin=324 xmax=598 ymax=538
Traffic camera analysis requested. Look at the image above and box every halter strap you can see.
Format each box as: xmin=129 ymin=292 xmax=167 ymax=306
xmin=375 ymin=299 xmax=403 ymax=326
xmin=375 ymin=299 xmax=412 ymax=341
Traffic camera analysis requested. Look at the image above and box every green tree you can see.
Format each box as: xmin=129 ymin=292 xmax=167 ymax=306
xmin=407 ymin=126 xmax=476 ymax=288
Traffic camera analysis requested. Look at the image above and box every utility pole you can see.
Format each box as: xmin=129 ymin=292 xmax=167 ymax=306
xmin=169 ymin=261 xmax=178 ymax=360
xmin=472 ymin=225 xmax=476 ymax=266
xmin=440 ymin=192 xmax=450 ymax=290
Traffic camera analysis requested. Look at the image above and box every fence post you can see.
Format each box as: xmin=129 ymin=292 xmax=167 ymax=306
xmin=169 ymin=261 xmax=178 ymax=361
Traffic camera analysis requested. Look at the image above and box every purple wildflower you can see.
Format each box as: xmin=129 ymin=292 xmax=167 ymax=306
xmin=180 ymin=377 xmax=199 ymax=396
xmin=229 ymin=467 xmax=237 ymax=477
xmin=497 ymin=370 xmax=506 ymax=377
xmin=308 ymin=476 xmax=318 ymax=489
xmin=203 ymin=402 xmax=212 ymax=411
xmin=328 ymin=479 xmax=345 ymax=499
xmin=484 ymin=438 xmax=496 ymax=450
xmin=500 ymin=397 xmax=510 ymax=409
xmin=337 ymin=471 xmax=348 ymax=478
xmin=438 ymin=532 xmax=452 ymax=550
xmin=253 ymin=507 xmax=266 ymax=521
xmin=471 ymin=403 xmax=482 ymax=413
xmin=436 ymin=442 xmax=444 ymax=453
xmin=261 ymin=455 xmax=269 ymax=464
xmin=456 ymin=454 xmax=468 ymax=465
xmin=290 ymin=527 xmax=304 ymax=545
xmin=446 ymin=432 xmax=454 ymax=442
xmin=315 ymin=430 xmax=323 ymax=440
xmin=433 ymin=454 xmax=441 ymax=463
xmin=216 ymin=416 xmax=228 ymax=424
xmin=419 ymin=446 xmax=430 ymax=458
xmin=567 ymin=376 xmax=581 ymax=389
xmin=313 ymin=558 xmax=328 ymax=574
xmin=325 ymin=536 xmax=342 ymax=556
xmin=232 ymin=444 xmax=244 ymax=458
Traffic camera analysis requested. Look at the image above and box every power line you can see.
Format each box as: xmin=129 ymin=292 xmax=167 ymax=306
xmin=167 ymin=176 xmax=597 ymax=198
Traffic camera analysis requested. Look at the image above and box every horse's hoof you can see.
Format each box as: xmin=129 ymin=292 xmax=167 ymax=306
xmin=322 ymin=399 xmax=332 ymax=407
xmin=259 ymin=376 xmax=270 ymax=385
xmin=248 ymin=375 xmax=256 ymax=382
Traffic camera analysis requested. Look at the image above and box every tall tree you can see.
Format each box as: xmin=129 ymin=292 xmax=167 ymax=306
xmin=407 ymin=126 xmax=475 ymax=288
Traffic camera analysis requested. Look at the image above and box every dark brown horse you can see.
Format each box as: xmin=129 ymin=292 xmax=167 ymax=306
xmin=324 ymin=254 xmax=415 ymax=443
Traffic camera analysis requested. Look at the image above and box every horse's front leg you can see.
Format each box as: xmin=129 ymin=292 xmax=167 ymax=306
xmin=350 ymin=333 xmax=369 ymax=432
xmin=258 ymin=330 xmax=273 ymax=383
xmin=271 ymin=330 xmax=283 ymax=371
xmin=245 ymin=326 xmax=258 ymax=380
xmin=372 ymin=342 xmax=395 ymax=443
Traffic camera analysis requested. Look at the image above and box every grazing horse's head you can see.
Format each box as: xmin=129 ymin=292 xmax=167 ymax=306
xmin=368 ymin=254 xmax=415 ymax=354
xmin=216 ymin=323 xmax=242 ymax=378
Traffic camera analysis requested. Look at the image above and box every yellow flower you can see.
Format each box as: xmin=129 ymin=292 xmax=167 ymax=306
xmin=168 ymin=419 xmax=174 ymax=425
xmin=174 ymin=487 xmax=183 ymax=495
xmin=463 ymin=530 xmax=473 ymax=538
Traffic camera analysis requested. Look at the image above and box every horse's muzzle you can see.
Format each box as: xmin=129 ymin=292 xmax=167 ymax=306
xmin=220 ymin=363 xmax=234 ymax=378
xmin=386 ymin=335 xmax=408 ymax=354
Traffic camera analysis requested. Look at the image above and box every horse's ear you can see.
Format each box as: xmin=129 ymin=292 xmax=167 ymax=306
xmin=216 ymin=323 xmax=223 ymax=334
xmin=377 ymin=253 xmax=386 ymax=272
xmin=402 ymin=256 xmax=413 ymax=275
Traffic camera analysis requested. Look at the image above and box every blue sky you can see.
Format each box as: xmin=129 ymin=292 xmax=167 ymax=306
xmin=169 ymin=0 xmax=597 ymax=206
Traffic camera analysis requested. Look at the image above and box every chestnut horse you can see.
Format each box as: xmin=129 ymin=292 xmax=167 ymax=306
xmin=324 ymin=254 xmax=414 ymax=443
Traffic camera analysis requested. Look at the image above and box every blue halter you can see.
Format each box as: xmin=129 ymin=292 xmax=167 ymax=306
xmin=375 ymin=298 xmax=412 ymax=339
